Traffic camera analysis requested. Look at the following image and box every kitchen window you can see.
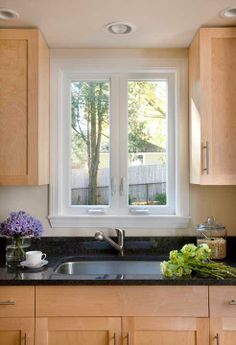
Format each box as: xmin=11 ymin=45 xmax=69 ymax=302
xmin=49 ymin=52 xmax=189 ymax=229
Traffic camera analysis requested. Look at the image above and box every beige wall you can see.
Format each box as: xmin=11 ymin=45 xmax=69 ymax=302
xmin=0 ymin=185 xmax=236 ymax=236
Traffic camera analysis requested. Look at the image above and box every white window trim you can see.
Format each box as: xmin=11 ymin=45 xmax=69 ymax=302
xmin=49 ymin=50 xmax=190 ymax=229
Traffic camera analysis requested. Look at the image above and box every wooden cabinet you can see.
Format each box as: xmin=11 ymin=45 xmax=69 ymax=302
xmin=210 ymin=318 xmax=236 ymax=345
xmin=209 ymin=286 xmax=236 ymax=345
xmin=36 ymin=317 xmax=121 ymax=345
xmin=35 ymin=286 xmax=209 ymax=345
xmin=35 ymin=286 xmax=208 ymax=317
xmin=0 ymin=318 xmax=34 ymax=345
xmin=0 ymin=286 xmax=35 ymax=345
xmin=189 ymin=27 xmax=236 ymax=185
xmin=6 ymin=285 xmax=236 ymax=345
xmin=0 ymin=286 xmax=34 ymax=317
xmin=35 ymin=316 xmax=210 ymax=345
xmin=0 ymin=29 xmax=49 ymax=185
xmin=122 ymin=317 xmax=209 ymax=345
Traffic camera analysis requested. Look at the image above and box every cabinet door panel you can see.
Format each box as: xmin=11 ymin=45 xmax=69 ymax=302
xmin=0 ymin=39 xmax=28 ymax=180
xmin=48 ymin=331 xmax=108 ymax=345
xmin=0 ymin=318 xmax=34 ymax=345
xmin=0 ymin=29 xmax=49 ymax=185
xmin=0 ymin=331 xmax=21 ymax=345
xmin=211 ymin=37 xmax=236 ymax=179
xmin=210 ymin=317 xmax=236 ymax=345
xmin=123 ymin=317 xmax=209 ymax=345
xmin=36 ymin=317 xmax=121 ymax=345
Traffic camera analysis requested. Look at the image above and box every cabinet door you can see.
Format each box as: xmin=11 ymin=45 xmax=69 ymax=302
xmin=201 ymin=28 xmax=236 ymax=185
xmin=122 ymin=317 xmax=209 ymax=345
xmin=0 ymin=318 xmax=34 ymax=345
xmin=0 ymin=29 xmax=49 ymax=185
xmin=210 ymin=317 xmax=236 ymax=345
xmin=36 ymin=317 xmax=121 ymax=345
xmin=189 ymin=27 xmax=236 ymax=185
xmin=0 ymin=37 xmax=28 ymax=184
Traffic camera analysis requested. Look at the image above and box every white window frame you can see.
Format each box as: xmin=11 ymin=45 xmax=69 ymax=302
xmin=49 ymin=51 xmax=190 ymax=229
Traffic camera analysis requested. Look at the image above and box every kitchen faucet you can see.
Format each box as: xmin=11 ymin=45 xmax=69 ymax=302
xmin=94 ymin=228 xmax=125 ymax=256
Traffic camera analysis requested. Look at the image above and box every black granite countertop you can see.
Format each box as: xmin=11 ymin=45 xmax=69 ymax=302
xmin=0 ymin=236 xmax=236 ymax=286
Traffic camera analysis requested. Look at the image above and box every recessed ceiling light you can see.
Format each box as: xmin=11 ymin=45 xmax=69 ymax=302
xmin=220 ymin=7 xmax=236 ymax=18
xmin=104 ymin=22 xmax=136 ymax=35
xmin=0 ymin=8 xmax=19 ymax=20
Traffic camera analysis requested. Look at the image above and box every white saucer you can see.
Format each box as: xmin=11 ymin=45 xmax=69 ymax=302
xmin=20 ymin=259 xmax=48 ymax=268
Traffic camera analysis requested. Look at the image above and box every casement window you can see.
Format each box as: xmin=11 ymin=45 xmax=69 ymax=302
xmin=49 ymin=53 xmax=189 ymax=228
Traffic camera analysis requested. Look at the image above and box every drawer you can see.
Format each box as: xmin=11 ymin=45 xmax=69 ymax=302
xmin=36 ymin=286 xmax=208 ymax=317
xmin=0 ymin=286 xmax=34 ymax=317
xmin=210 ymin=286 xmax=236 ymax=316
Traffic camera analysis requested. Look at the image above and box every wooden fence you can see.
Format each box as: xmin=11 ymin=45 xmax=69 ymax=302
xmin=71 ymin=165 xmax=166 ymax=205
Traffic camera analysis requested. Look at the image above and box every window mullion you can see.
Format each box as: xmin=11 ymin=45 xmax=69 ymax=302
xmin=110 ymin=76 xmax=121 ymax=213
xmin=119 ymin=76 xmax=129 ymax=214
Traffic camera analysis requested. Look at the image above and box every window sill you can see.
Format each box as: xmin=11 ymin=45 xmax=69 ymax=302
xmin=48 ymin=215 xmax=190 ymax=229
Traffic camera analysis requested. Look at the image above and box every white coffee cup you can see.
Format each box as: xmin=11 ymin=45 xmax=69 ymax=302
xmin=25 ymin=251 xmax=46 ymax=265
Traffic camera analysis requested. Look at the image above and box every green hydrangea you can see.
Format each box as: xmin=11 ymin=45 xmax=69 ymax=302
xmin=161 ymin=243 xmax=236 ymax=280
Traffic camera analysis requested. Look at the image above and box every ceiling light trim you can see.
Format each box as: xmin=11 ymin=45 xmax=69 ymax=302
xmin=104 ymin=21 xmax=136 ymax=35
xmin=220 ymin=7 xmax=236 ymax=18
xmin=0 ymin=8 xmax=19 ymax=20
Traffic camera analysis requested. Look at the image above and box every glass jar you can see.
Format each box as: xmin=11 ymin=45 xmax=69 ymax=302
xmin=196 ymin=217 xmax=227 ymax=260
xmin=5 ymin=237 xmax=31 ymax=268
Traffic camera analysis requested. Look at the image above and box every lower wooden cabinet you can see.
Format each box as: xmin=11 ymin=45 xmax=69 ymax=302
xmin=210 ymin=317 xmax=236 ymax=345
xmin=35 ymin=316 xmax=209 ymax=345
xmin=0 ymin=318 xmax=34 ymax=345
xmin=122 ymin=317 xmax=209 ymax=345
xmin=36 ymin=317 xmax=121 ymax=345
xmin=2 ymin=285 xmax=236 ymax=345
xmin=209 ymin=287 xmax=236 ymax=345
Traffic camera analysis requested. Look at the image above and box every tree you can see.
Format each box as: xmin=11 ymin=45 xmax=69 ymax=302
xmin=71 ymin=81 xmax=109 ymax=205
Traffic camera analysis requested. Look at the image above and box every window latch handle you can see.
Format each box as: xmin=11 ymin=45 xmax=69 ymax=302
xmin=87 ymin=209 xmax=105 ymax=215
xmin=119 ymin=177 xmax=125 ymax=196
xmin=111 ymin=177 xmax=116 ymax=196
xmin=130 ymin=208 xmax=150 ymax=215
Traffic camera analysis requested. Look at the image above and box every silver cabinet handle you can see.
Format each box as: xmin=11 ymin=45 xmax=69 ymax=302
xmin=113 ymin=333 xmax=117 ymax=345
xmin=0 ymin=300 xmax=15 ymax=305
xmin=126 ymin=332 xmax=131 ymax=345
xmin=215 ymin=333 xmax=220 ymax=345
xmin=229 ymin=299 xmax=236 ymax=305
xmin=202 ymin=141 xmax=209 ymax=174
xmin=25 ymin=334 xmax=28 ymax=345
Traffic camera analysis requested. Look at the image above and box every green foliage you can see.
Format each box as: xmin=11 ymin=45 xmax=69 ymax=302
xmin=128 ymin=81 xmax=167 ymax=153
xmin=161 ymin=244 xmax=236 ymax=280
xmin=154 ymin=193 xmax=166 ymax=205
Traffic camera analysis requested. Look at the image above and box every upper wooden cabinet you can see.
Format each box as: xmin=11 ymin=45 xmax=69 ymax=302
xmin=0 ymin=29 xmax=49 ymax=185
xmin=189 ymin=27 xmax=236 ymax=185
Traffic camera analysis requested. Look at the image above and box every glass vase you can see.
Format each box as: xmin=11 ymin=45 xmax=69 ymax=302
xmin=5 ymin=237 xmax=31 ymax=268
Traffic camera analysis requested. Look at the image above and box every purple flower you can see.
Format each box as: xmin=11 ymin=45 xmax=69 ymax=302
xmin=0 ymin=211 xmax=43 ymax=238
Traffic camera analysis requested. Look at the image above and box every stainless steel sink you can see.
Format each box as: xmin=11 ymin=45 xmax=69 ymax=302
xmin=54 ymin=260 xmax=162 ymax=275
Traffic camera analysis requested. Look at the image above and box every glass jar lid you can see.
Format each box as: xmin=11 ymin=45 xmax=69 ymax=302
xmin=196 ymin=217 xmax=226 ymax=232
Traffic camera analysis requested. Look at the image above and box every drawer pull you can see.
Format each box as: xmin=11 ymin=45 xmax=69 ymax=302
xmin=113 ymin=333 xmax=117 ymax=345
xmin=126 ymin=332 xmax=131 ymax=345
xmin=229 ymin=300 xmax=236 ymax=305
xmin=0 ymin=300 xmax=15 ymax=305
xmin=215 ymin=333 xmax=220 ymax=345
xmin=25 ymin=334 xmax=28 ymax=345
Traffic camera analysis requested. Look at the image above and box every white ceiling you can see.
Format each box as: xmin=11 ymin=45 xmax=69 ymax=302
xmin=0 ymin=0 xmax=236 ymax=48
